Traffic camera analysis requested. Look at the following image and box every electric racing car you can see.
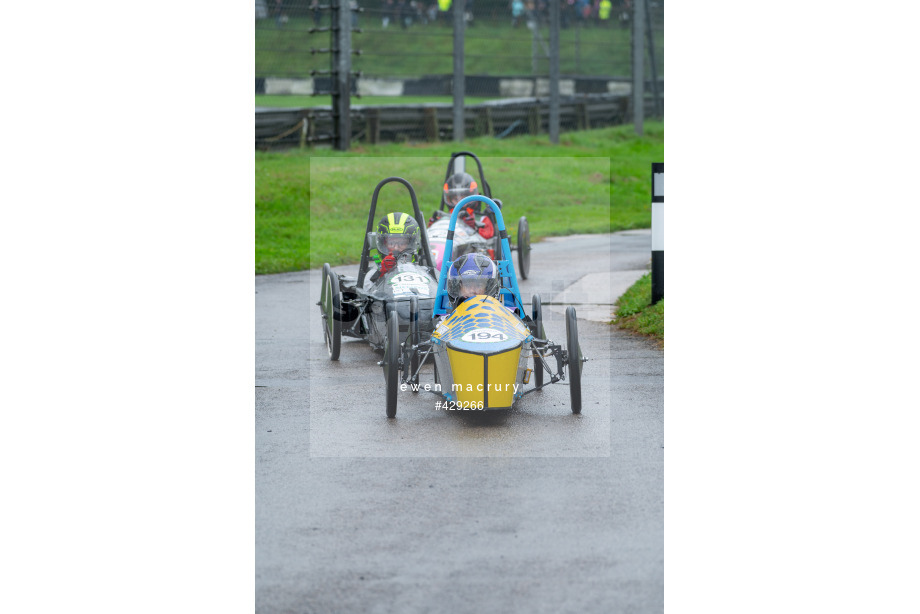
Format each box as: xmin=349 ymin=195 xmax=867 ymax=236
xmin=427 ymin=151 xmax=532 ymax=280
xmin=380 ymin=194 xmax=586 ymax=418
xmin=318 ymin=177 xmax=439 ymax=365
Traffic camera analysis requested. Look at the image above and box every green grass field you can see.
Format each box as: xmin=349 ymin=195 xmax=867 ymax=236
xmin=613 ymin=272 xmax=663 ymax=345
xmin=255 ymin=121 xmax=663 ymax=274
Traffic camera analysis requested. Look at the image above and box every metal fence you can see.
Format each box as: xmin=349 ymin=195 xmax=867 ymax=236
xmin=255 ymin=0 xmax=663 ymax=146
xmin=256 ymin=92 xmax=638 ymax=149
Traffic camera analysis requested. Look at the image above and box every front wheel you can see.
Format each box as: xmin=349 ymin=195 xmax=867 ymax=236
xmin=383 ymin=310 xmax=400 ymax=418
xmin=321 ymin=263 xmax=341 ymax=361
xmin=517 ymin=217 xmax=531 ymax=280
xmin=565 ymin=306 xmax=583 ymax=414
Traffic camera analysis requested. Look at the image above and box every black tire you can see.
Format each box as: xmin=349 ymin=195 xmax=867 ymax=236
xmin=384 ymin=311 xmax=400 ymax=418
xmin=517 ymin=217 xmax=531 ymax=280
xmin=565 ymin=306 xmax=582 ymax=414
xmin=408 ymin=296 xmax=420 ymax=390
xmin=321 ymin=263 xmax=341 ymax=361
xmin=532 ymin=294 xmax=544 ymax=388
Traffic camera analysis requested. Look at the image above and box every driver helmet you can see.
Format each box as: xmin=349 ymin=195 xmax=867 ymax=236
xmin=446 ymin=253 xmax=500 ymax=307
xmin=376 ymin=212 xmax=420 ymax=256
xmin=443 ymin=172 xmax=480 ymax=210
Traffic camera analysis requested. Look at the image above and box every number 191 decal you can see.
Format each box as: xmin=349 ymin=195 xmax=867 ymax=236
xmin=460 ymin=328 xmax=507 ymax=343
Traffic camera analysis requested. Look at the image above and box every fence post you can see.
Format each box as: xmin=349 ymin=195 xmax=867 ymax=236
xmin=424 ymin=107 xmax=440 ymax=142
xmin=528 ymin=106 xmax=541 ymax=135
xmin=549 ymin=0 xmax=560 ymax=143
xmin=632 ymin=0 xmax=645 ymax=135
xmin=651 ymin=162 xmax=664 ymax=304
xmin=577 ymin=102 xmax=590 ymax=130
xmin=452 ymin=0 xmax=465 ymax=142
xmin=306 ymin=111 xmax=316 ymax=149
xmin=644 ymin=0 xmax=661 ymax=118
xmin=476 ymin=107 xmax=493 ymax=137
xmin=366 ymin=108 xmax=379 ymax=144
xmin=332 ymin=0 xmax=352 ymax=151
xmin=531 ymin=9 xmax=539 ymax=75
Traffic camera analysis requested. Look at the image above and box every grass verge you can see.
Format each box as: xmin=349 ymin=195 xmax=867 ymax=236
xmin=613 ymin=273 xmax=663 ymax=346
xmin=255 ymin=121 xmax=663 ymax=274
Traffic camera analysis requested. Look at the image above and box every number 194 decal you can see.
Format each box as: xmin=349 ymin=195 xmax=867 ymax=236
xmin=460 ymin=328 xmax=507 ymax=343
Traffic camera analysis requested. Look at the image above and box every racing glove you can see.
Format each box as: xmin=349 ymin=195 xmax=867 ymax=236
xmin=477 ymin=216 xmax=495 ymax=239
xmin=460 ymin=208 xmax=478 ymax=229
xmin=428 ymin=210 xmax=445 ymax=226
xmin=379 ymin=253 xmax=396 ymax=275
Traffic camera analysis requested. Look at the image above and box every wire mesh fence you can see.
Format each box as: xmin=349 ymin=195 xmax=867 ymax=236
xmin=255 ymin=0 xmax=663 ymax=146
xmin=255 ymin=93 xmax=631 ymax=149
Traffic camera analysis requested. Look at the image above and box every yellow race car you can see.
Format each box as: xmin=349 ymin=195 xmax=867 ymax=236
xmin=381 ymin=195 xmax=585 ymax=418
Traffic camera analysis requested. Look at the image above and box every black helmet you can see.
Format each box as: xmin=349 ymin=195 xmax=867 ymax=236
xmin=443 ymin=172 xmax=480 ymax=209
xmin=376 ymin=212 xmax=420 ymax=255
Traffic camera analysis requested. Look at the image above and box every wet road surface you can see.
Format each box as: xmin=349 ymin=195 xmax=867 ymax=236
xmin=256 ymin=230 xmax=663 ymax=612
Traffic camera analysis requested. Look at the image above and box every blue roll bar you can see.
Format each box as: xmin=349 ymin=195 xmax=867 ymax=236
xmin=432 ymin=195 xmax=523 ymax=316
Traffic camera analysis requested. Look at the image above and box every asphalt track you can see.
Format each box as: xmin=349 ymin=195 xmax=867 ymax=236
xmin=256 ymin=230 xmax=663 ymax=613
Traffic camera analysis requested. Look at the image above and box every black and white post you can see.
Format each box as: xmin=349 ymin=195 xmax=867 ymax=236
xmin=651 ymin=162 xmax=664 ymax=304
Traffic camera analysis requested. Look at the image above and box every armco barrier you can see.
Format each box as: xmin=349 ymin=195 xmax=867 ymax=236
xmin=255 ymin=92 xmax=660 ymax=150
xmin=256 ymin=74 xmax=648 ymax=97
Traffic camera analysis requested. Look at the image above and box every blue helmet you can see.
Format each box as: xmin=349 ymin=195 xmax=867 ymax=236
xmin=447 ymin=253 xmax=500 ymax=306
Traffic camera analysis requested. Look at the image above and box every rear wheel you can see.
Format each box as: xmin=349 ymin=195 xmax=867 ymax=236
xmin=532 ymin=294 xmax=545 ymax=388
xmin=565 ymin=306 xmax=583 ymax=414
xmin=321 ymin=263 xmax=341 ymax=361
xmin=517 ymin=217 xmax=531 ymax=280
xmin=408 ymin=296 xmax=420 ymax=390
xmin=383 ymin=310 xmax=400 ymax=418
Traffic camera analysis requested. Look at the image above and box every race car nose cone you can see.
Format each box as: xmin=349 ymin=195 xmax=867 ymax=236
xmin=445 ymin=340 xmax=523 ymax=409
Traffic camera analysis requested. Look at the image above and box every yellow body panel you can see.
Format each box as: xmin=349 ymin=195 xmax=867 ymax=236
xmin=447 ymin=348 xmax=485 ymax=406
xmin=434 ymin=296 xmax=531 ymax=408
xmin=445 ymin=345 xmax=522 ymax=408
xmin=486 ymin=346 xmax=521 ymax=407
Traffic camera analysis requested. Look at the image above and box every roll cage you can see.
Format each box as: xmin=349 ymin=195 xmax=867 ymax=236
xmin=433 ymin=195 xmax=524 ymax=317
xmin=357 ymin=177 xmax=436 ymax=289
